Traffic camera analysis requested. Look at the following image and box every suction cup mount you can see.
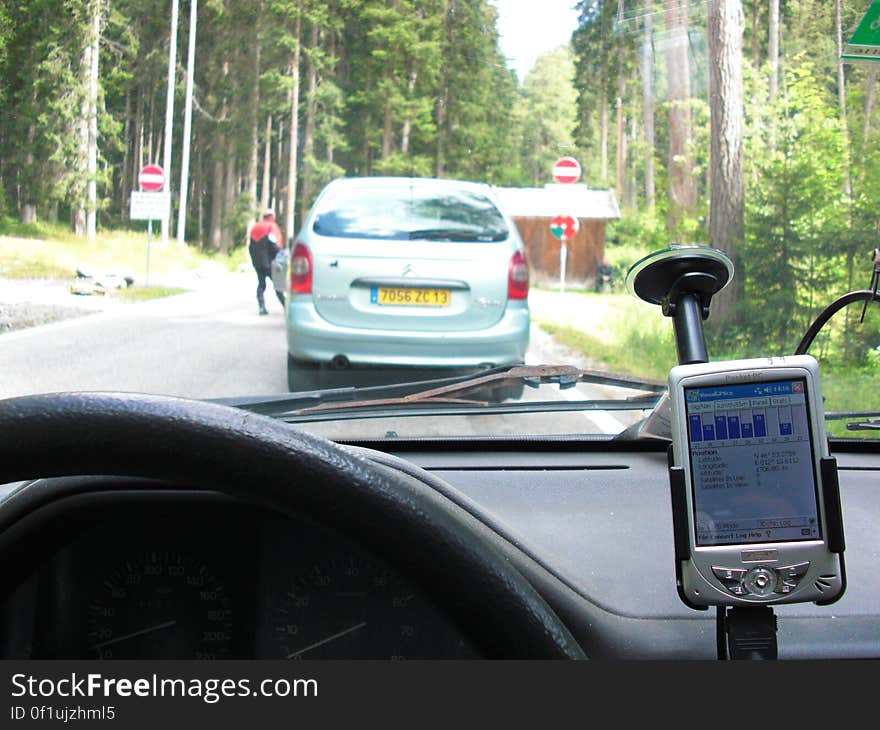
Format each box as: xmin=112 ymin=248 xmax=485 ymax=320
xmin=626 ymin=246 xmax=734 ymax=365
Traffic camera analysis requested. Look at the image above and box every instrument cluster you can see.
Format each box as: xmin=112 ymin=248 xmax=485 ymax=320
xmin=2 ymin=505 xmax=475 ymax=660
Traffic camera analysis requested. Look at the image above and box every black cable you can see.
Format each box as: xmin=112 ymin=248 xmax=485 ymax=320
xmin=794 ymin=289 xmax=880 ymax=356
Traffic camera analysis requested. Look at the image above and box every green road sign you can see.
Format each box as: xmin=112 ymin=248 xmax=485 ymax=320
xmin=843 ymin=1 xmax=880 ymax=62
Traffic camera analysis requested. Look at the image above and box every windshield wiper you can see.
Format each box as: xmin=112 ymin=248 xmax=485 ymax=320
xmin=219 ymin=364 xmax=665 ymax=422
xmin=825 ymin=410 xmax=880 ymax=432
xmin=406 ymin=228 xmax=503 ymax=241
xmin=847 ymin=420 xmax=880 ymax=431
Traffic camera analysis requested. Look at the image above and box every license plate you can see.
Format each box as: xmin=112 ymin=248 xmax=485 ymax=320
xmin=371 ymin=287 xmax=451 ymax=307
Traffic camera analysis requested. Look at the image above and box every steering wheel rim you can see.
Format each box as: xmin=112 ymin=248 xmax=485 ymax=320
xmin=0 ymin=391 xmax=585 ymax=659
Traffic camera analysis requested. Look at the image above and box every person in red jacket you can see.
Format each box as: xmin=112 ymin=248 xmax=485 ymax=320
xmin=248 ymin=209 xmax=285 ymax=315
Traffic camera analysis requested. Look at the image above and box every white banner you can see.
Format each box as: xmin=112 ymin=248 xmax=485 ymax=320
xmin=130 ymin=191 xmax=170 ymax=220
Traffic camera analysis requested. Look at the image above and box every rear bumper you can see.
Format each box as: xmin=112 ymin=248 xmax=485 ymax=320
xmin=286 ymin=298 xmax=530 ymax=367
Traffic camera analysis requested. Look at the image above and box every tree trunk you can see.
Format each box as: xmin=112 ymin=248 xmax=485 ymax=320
xmin=750 ymin=0 xmax=759 ymax=69
xmin=133 ymin=90 xmax=144 ymax=184
xmin=73 ymin=2 xmax=100 ymax=238
xmin=615 ymin=53 xmax=626 ymax=201
xmin=275 ymin=115 xmax=285 ymax=215
xmin=861 ymin=66 xmax=879 ymax=165
xmin=146 ymin=84 xmax=157 ymax=165
xmin=768 ymin=0 xmax=779 ymax=100
xmin=209 ymin=143 xmax=224 ymax=251
xmin=284 ymin=1 xmax=302 ymax=241
xmin=247 ymin=37 xmax=260 ymax=222
xmin=435 ymin=94 xmax=446 ymax=177
xmin=401 ymin=67 xmax=418 ymax=155
xmin=835 ymin=0 xmax=852 ymax=200
xmin=364 ymin=110 xmax=373 ymax=175
xmin=21 ymin=118 xmax=37 ymax=224
xmin=707 ymin=0 xmax=744 ymax=323
xmin=640 ymin=10 xmax=656 ymax=210
xmin=196 ymin=144 xmax=205 ymax=249
xmin=86 ymin=1 xmax=100 ymax=241
xmin=21 ymin=203 xmax=37 ymax=224
xmin=382 ymin=95 xmax=393 ymax=160
xmin=121 ymin=91 xmax=131 ymax=220
xmin=628 ymin=117 xmax=638 ymax=208
xmin=663 ymin=0 xmax=696 ymax=231
xmin=260 ymin=114 xmax=272 ymax=212
xmin=327 ymin=16 xmax=338 ymax=166
xmin=209 ymin=51 xmax=230 ymax=251
xmin=221 ymin=148 xmax=236 ymax=254
xmin=300 ymin=23 xmax=319 ymax=219
xmin=600 ymin=95 xmax=608 ymax=181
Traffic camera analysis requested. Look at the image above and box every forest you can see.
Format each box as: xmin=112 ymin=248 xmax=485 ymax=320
xmin=0 ymin=1 xmax=878 ymax=358
xmin=0 ymin=0 xmax=535 ymax=250
xmin=573 ymin=0 xmax=880 ymax=360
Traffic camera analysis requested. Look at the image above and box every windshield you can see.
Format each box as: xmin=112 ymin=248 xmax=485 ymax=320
xmin=312 ymin=181 xmax=510 ymax=241
xmin=1 ymin=0 xmax=878 ymax=441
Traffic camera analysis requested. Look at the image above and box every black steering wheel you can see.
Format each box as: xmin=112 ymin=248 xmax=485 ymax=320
xmin=0 ymin=392 xmax=585 ymax=659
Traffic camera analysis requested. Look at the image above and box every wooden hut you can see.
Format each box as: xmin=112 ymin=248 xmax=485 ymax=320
xmin=493 ymin=184 xmax=620 ymax=288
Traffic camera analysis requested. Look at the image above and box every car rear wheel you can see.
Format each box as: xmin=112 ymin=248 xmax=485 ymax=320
xmin=287 ymin=355 xmax=324 ymax=392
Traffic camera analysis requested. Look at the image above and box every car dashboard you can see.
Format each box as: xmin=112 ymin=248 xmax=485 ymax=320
xmin=0 ymin=437 xmax=878 ymax=660
xmin=0 ymin=493 xmax=476 ymax=660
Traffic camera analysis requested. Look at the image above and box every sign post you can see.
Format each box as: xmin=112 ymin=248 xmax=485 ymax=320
xmin=843 ymin=1 xmax=880 ymax=63
xmin=549 ymin=215 xmax=580 ymax=293
xmin=131 ymin=165 xmax=168 ymax=286
xmin=549 ymin=157 xmax=582 ymax=292
xmin=560 ymin=241 xmax=568 ymax=293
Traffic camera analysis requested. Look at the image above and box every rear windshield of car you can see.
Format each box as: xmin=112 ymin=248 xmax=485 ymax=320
xmin=311 ymin=185 xmax=510 ymax=242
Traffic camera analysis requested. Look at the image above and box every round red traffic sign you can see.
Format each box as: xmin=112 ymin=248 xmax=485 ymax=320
xmin=138 ymin=164 xmax=165 ymax=192
xmin=552 ymin=157 xmax=581 ymax=184
xmin=550 ymin=214 xmax=579 ymax=241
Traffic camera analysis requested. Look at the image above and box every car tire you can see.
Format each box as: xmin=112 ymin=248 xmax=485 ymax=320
xmin=287 ymin=355 xmax=323 ymax=392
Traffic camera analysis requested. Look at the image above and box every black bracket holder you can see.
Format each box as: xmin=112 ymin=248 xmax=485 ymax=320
xmin=635 ymin=249 xmax=849 ymax=659
xmin=626 ymin=245 xmax=734 ymax=365
xmin=629 ymin=247 xmax=786 ymax=659
xmin=717 ymin=606 xmax=778 ymax=660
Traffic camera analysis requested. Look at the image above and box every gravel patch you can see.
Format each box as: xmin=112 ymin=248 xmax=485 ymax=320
xmin=0 ymin=301 xmax=96 ymax=333
xmin=0 ymin=278 xmax=129 ymax=334
xmin=0 ymin=269 xmax=239 ymax=335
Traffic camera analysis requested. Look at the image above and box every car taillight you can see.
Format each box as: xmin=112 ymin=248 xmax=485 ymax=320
xmin=508 ymin=250 xmax=529 ymax=300
xmin=290 ymin=242 xmax=312 ymax=294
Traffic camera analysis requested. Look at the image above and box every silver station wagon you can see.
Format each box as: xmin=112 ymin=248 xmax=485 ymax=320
xmin=284 ymin=177 xmax=530 ymax=391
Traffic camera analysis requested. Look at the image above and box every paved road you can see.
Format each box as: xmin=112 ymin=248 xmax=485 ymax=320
xmin=0 ymin=276 xmax=656 ymax=437
xmin=1 ymin=273 xmax=288 ymax=398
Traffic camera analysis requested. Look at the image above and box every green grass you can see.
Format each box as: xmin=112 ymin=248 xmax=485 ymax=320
xmin=0 ymin=218 xmax=78 ymax=241
xmin=537 ymin=320 xmax=675 ymax=382
xmin=113 ymin=286 xmax=188 ymax=302
xmin=535 ymin=289 xmax=880 ymax=439
xmin=535 ymin=294 xmax=677 ymax=382
xmin=0 ymin=219 xmax=248 ymax=280
xmin=819 ymin=367 xmax=880 ymax=440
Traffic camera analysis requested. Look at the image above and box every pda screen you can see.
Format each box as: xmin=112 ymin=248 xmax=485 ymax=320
xmin=684 ymin=378 xmax=821 ymax=547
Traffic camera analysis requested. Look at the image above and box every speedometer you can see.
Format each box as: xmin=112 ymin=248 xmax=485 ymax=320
xmin=270 ymin=550 xmax=474 ymax=659
xmin=87 ymin=550 xmax=233 ymax=659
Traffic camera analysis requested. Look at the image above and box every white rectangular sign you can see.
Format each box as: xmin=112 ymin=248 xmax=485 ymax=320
xmin=130 ymin=191 xmax=170 ymax=221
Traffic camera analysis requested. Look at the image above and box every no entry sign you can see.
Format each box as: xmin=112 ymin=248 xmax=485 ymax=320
xmin=138 ymin=164 xmax=165 ymax=192
xmin=552 ymin=157 xmax=581 ymax=184
xmin=550 ymin=214 xmax=579 ymax=241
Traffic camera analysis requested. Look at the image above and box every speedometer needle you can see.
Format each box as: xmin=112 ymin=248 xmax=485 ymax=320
xmin=286 ymin=621 xmax=367 ymax=659
xmin=91 ymin=619 xmax=177 ymax=650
